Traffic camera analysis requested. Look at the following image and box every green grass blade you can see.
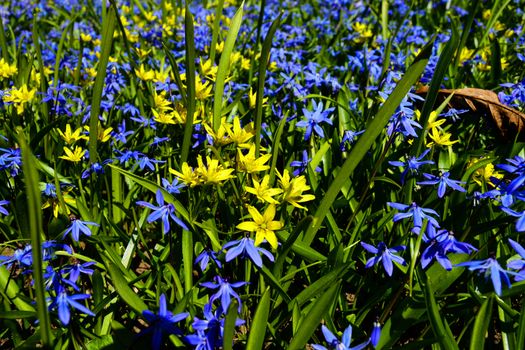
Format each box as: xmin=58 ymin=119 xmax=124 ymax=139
xmin=213 ymin=2 xmax=244 ymax=131
xmin=470 ymin=296 xmax=494 ymax=350
xmin=287 ymin=283 xmax=340 ymax=350
xmin=422 ymin=271 xmax=459 ymax=350
xmin=302 ymin=50 xmax=430 ymax=246
xmin=181 ymin=5 xmax=196 ymax=164
xmin=289 ymin=265 xmax=348 ymax=310
xmin=18 ymin=129 xmax=52 ymax=347
xmin=254 ymin=12 xmax=281 ymax=156
xmin=89 ymin=4 xmax=115 ymax=164
xmin=162 ymin=41 xmax=187 ymax=105
xmin=222 ymin=300 xmax=239 ymax=350
xmin=105 ymin=261 xmax=148 ymax=314
xmin=516 ymin=297 xmax=525 ymax=349
xmin=246 ymin=287 xmax=271 ymax=350
xmin=0 ymin=16 xmax=8 ymax=61
xmin=0 ymin=266 xmax=35 ymax=312
xmin=209 ymin=0 xmax=225 ymax=63
xmin=478 ymin=0 xmax=511 ymax=49
xmin=182 ymin=230 xmax=193 ymax=293
xmin=108 ymin=164 xmax=190 ymax=223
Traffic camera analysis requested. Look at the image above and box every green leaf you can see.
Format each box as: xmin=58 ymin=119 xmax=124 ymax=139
xmin=18 ymin=129 xmax=52 ymax=347
xmin=222 ymin=300 xmax=239 ymax=350
xmin=213 ymin=2 xmax=244 ymax=131
xmin=254 ymin=12 xmax=281 ymax=156
xmin=181 ymin=5 xmax=196 ymax=164
xmin=89 ymin=4 xmax=116 ymax=163
xmin=422 ymin=272 xmax=459 ymax=350
xmin=0 ymin=266 xmax=35 ymax=312
xmin=302 ymin=47 xmax=430 ymax=246
xmin=288 ymin=283 xmax=340 ymax=350
xmin=105 ymin=261 xmax=148 ymax=314
xmin=470 ymin=296 xmax=494 ymax=350
xmin=0 ymin=311 xmax=36 ymax=319
xmin=246 ymin=288 xmax=271 ymax=350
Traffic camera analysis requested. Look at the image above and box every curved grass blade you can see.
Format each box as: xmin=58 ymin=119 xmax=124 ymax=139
xmin=287 ymin=283 xmax=340 ymax=350
xmin=105 ymin=261 xmax=148 ymax=314
xmin=470 ymin=296 xmax=494 ymax=350
xmin=0 ymin=266 xmax=35 ymax=312
xmin=181 ymin=5 xmax=196 ymax=164
xmin=89 ymin=4 xmax=116 ymax=164
xmin=254 ymin=12 xmax=281 ymax=156
xmin=213 ymin=2 xmax=244 ymax=131
xmin=422 ymin=271 xmax=459 ymax=350
xmin=246 ymin=287 xmax=271 ymax=350
xmin=302 ymin=49 xmax=431 ymax=246
xmin=517 ymin=297 xmax=525 ymax=349
xmin=182 ymin=230 xmax=193 ymax=293
xmin=18 ymin=129 xmax=52 ymax=347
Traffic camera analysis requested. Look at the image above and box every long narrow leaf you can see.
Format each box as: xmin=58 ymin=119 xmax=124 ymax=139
xmin=470 ymin=296 xmax=494 ymax=350
xmin=213 ymin=3 xmax=243 ymax=131
xmin=302 ymin=49 xmax=431 ymax=246
xmin=181 ymin=5 xmax=196 ymax=164
xmin=18 ymin=129 xmax=52 ymax=347
xmin=246 ymin=288 xmax=271 ymax=350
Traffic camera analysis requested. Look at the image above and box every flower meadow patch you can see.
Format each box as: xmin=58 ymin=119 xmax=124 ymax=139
xmin=2 ymin=0 xmax=525 ymax=348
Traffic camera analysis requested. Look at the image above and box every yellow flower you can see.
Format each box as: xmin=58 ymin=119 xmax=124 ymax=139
xmin=426 ymin=127 xmax=459 ymax=147
xmin=195 ymin=155 xmax=235 ymax=185
xmin=204 ymin=118 xmax=233 ymax=146
xmin=468 ymin=159 xmax=503 ymax=187
xmin=236 ymin=205 xmax=283 ymax=249
xmin=153 ymin=109 xmax=179 ymax=124
xmin=248 ymin=87 xmax=268 ymax=109
xmin=245 ymin=175 xmax=283 ymax=204
xmin=352 ymin=22 xmax=373 ymax=43
xmin=3 ymin=85 xmax=37 ymax=114
xmin=227 ymin=116 xmax=254 ymax=147
xmin=195 ymin=78 xmax=213 ymax=100
xmin=170 ymin=163 xmax=200 ymax=187
xmin=135 ymin=64 xmax=155 ymax=81
xmin=237 ymin=145 xmax=271 ymax=174
xmin=0 ymin=58 xmax=17 ymax=79
xmin=84 ymin=124 xmax=113 ymax=142
xmin=59 ymin=146 xmax=86 ymax=162
xmin=415 ymin=110 xmax=445 ymax=130
xmin=80 ymin=33 xmax=92 ymax=42
xmin=458 ymin=47 xmax=474 ymax=66
xmin=57 ymin=124 xmax=88 ymax=144
xmin=276 ymin=169 xmax=315 ymax=210
xmin=199 ymin=58 xmax=218 ymax=79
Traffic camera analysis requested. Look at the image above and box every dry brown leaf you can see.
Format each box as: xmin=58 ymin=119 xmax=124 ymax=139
xmin=416 ymin=86 xmax=525 ymax=141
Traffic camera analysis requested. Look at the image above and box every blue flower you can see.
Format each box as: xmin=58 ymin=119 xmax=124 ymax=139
xmin=455 ymin=257 xmax=513 ymax=296
xmin=201 ymin=276 xmax=247 ymax=313
xmin=388 ymin=149 xmax=434 ymax=184
xmin=497 ymin=155 xmax=525 ymax=194
xmin=63 ymin=218 xmax=99 ymax=241
xmin=48 ymin=285 xmax=95 ymax=325
xmin=340 ymin=129 xmax=365 ymax=151
xmin=371 ymin=321 xmax=381 ymax=348
xmin=61 ymin=261 xmax=96 ymax=283
xmin=417 ymin=172 xmax=466 ymax=198
xmin=0 ymin=245 xmax=32 ymax=269
xmin=162 ymin=177 xmax=185 ymax=195
xmin=140 ymin=294 xmax=189 ymax=350
xmin=136 ymin=189 xmax=189 ymax=234
xmin=290 ymin=150 xmax=321 ymax=176
xmin=361 ymin=241 xmax=406 ymax=276
xmin=501 ymin=207 xmax=525 ymax=232
xmin=507 ymin=239 xmax=525 ymax=281
xmin=195 ymin=248 xmax=222 ymax=272
xmin=387 ymin=201 xmax=440 ymax=234
xmin=0 ymin=199 xmax=9 ymax=215
xmin=421 ymin=227 xmax=477 ymax=270
xmin=296 ymin=100 xmax=334 ymax=140
xmin=312 ymin=324 xmax=369 ymax=350
xmin=223 ymin=237 xmax=274 ymax=268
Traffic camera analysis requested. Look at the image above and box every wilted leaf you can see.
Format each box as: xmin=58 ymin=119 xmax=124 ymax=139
xmin=416 ymin=86 xmax=525 ymax=140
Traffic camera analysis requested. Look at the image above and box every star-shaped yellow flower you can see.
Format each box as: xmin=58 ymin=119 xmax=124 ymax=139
xmin=236 ymin=205 xmax=283 ymax=249
xmin=276 ymin=169 xmax=315 ymax=210
xmin=170 ymin=163 xmax=200 ymax=187
xmin=59 ymin=146 xmax=86 ymax=162
xmin=426 ymin=127 xmax=459 ymax=147
xmin=237 ymin=145 xmax=271 ymax=173
xmin=195 ymin=155 xmax=235 ymax=185
xmin=57 ymin=124 xmax=88 ymax=144
xmin=245 ymin=175 xmax=283 ymax=204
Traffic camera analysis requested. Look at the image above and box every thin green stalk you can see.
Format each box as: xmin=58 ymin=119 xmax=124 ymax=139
xmin=18 ymin=129 xmax=52 ymax=347
xmin=181 ymin=5 xmax=196 ymax=164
